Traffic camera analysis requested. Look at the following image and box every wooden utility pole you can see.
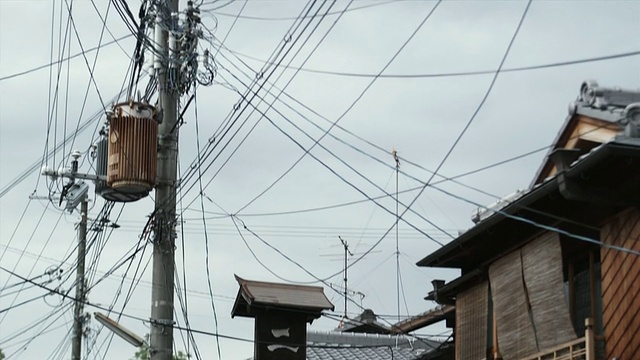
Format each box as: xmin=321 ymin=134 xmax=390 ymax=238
xmin=71 ymin=198 xmax=88 ymax=360
xmin=150 ymin=0 xmax=179 ymax=358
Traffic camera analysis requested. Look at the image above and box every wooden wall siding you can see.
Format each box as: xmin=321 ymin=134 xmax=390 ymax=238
xmin=489 ymin=249 xmax=538 ymax=359
xmin=601 ymin=209 xmax=640 ymax=359
xmin=455 ymin=282 xmax=488 ymax=360
xmin=522 ymin=233 xmax=576 ymax=350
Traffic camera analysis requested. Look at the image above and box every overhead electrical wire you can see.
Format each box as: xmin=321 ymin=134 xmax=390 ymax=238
xmin=176 ymin=170 xmax=204 ymax=360
xmin=211 ymin=60 xmax=450 ymax=244
xmin=0 ymin=204 xmax=62 ymax=324
xmin=0 ymin=242 xmax=234 ymax=302
xmin=180 ymin=114 xmax=612 ymax=235
xmin=0 ymin=87 xmax=130 ymax=199
xmin=179 ymin=0 xmax=343 ymax=212
xmin=205 ymin=0 xmax=394 ymax=21
xmin=1 ymin=319 xmax=72 ymax=356
xmin=186 ymin=1 xmax=454 ymax=246
xmin=219 ymin=218 xmax=440 ymax=350
xmin=174 ymin=0 xmax=332 ymax=210
xmin=179 ymin=0 xmax=446 ymax=245
xmin=180 ymin=0 xmax=329 ymax=183
xmin=194 ymin=90 xmax=223 ymax=359
xmin=231 ymin=48 xmax=640 ymax=79
xmin=0 ymin=34 xmax=134 ymax=83
xmin=57 ymin=0 xmax=113 ymax=175
xmin=3 ymin=301 xmax=75 ymax=359
xmin=4 ymin=261 xmax=431 ymax=352
xmin=211 ymin=0 xmax=247 ymax=59
xmin=230 ymin=0 xmax=443 ymax=217
xmin=6 ymin=1 xmax=637 ymax=358
xmin=210 ymin=27 xmax=638 ymax=235
xmin=0 ymin=200 xmax=119 ymax=358
xmin=64 ymin=0 xmax=108 ymax=111
xmin=44 ymin=0 xmax=73 ymax=193
xmin=390 ymin=0 xmax=533 ymax=256
xmin=321 ymin=0 xmax=534 ymax=283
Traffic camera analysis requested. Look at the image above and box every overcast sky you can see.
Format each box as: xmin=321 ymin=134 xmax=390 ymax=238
xmin=1 ymin=0 xmax=639 ymax=359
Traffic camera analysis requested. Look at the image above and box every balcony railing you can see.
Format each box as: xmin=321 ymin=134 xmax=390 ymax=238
xmin=519 ymin=318 xmax=596 ymax=360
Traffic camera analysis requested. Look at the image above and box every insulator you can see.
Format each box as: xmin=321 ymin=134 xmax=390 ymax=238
xmin=154 ymin=14 xmax=163 ymax=70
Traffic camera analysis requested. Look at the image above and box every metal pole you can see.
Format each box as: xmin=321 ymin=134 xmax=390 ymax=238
xmin=151 ymin=0 xmax=179 ymax=359
xmin=339 ymin=236 xmax=352 ymax=321
xmin=393 ymin=150 xmax=400 ymax=322
xmin=72 ymin=198 xmax=88 ymax=360
xmin=343 ymin=240 xmax=347 ymax=319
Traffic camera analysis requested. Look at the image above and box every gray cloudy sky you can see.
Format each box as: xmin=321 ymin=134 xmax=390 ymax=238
xmin=1 ymin=0 xmax=639 ymax=359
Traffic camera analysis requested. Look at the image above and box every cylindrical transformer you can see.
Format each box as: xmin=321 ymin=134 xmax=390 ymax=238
xmin=107 ymin=102 xmax=157 ymax=198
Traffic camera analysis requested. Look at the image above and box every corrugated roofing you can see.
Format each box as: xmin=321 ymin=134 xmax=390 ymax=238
xmin=231 ymin=275 xmax=334 ymax=318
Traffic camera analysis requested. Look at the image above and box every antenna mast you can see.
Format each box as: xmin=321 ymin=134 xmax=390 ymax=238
xmin=339 ymin=236 xmax=353 ymax=321
xmin=392 ymin=148 xmax=400 ymax=322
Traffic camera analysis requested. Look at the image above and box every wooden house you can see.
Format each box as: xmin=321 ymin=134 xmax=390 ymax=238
xmin=416 ymin=81 xmax=640 ymax=360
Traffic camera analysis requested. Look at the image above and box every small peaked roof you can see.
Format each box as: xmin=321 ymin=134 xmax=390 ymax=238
xmin=231 ymin=275 xmax=334 ymax=320
xmin=532 ymin=80 xmax=639 ymax=186
xmin=338 ymin=309 xmax=391 ymax=334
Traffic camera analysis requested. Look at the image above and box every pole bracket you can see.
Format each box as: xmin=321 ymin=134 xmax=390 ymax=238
xmin=150 ymin=318 xmax=175 ymax=326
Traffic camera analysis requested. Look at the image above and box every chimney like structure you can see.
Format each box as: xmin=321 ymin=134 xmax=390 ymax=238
xmin=231 ymin=275 xmax=334 ymax=360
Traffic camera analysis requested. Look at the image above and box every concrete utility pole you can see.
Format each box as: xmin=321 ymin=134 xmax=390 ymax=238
xmin=150 ymin=0 xmax=179 ymax=358
xmin=71 ymin=198 xmax=88 ymax=360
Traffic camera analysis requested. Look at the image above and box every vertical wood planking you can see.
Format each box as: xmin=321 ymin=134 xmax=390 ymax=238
xmin=600 ymin=208 xmax=640 ymax=359
xmin=455 ymin=282 xmax=488 ymax=360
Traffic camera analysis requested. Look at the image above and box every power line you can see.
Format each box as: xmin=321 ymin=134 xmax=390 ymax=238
xmin=230 ymin=48 xmax=640 ymax=79
xmin=0 ymin=34 xmax=134 ymax=82
xmin=213 ymin=69 xmax=447 ymax=245
xmin=175 ymin=0 xmax=336 ymax=210
xmin=205 ymin=0 xmax=394 ymax=21
xmin=393 ymin=0 xmax=533 ymax=254
xmin=194 ymin=90 xmax=222 ymax=359
xmin=232 ymin=0 xmax=443 ymax=216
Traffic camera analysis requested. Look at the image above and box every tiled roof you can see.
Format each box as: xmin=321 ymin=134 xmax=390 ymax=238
xmin=307 ymin=346 xmax=424 ymax=360
xmin=245 ymin=331 xmax=442 ymax=360
xmin=306 ymin=331 xmax=438 ymax=360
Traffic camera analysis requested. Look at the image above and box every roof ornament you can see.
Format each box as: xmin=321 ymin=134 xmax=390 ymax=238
xmin=622 ymin=103 xmax=640 ymax=138
xmin=578 ymin=80 xmax=640 ymax=110
xmin=579 ymin=80 xmax=599 ymax=106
